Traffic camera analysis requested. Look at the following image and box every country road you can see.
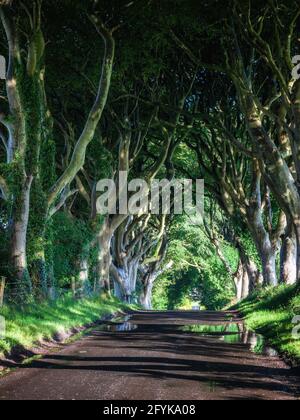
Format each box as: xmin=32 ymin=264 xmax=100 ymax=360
xmin=0 ymin=311 xmax=299 ymax=400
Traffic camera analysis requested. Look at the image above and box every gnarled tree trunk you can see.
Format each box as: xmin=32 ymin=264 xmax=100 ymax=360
xmin=246 ymin=206 xmax=277 ymax=286
xmin=110 ymin=261 xmax=139 ymax=303
xmin=98 ymin=219 xmax=113 ymax=293
xmin=78 ymin=253 xmax=91 ymax=296
xmin=11 ymin=175 xmax=33 ymax=288
xmin=281 ymin=221 xmax=297 ymax=284
xmin=140 ymin=274 xmax=154 ymax=310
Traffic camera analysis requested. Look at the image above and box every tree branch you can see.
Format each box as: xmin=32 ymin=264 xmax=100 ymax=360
xmin=48 ymin=20 xmax=115 ymax=208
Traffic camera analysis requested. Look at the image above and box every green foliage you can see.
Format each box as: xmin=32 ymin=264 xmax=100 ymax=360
xmin=152 ymin=215 xmax=236 ymax=311
xmin=233 ymin=284 xmax=300 ymax=364
xmin=166 ymin=268 xmax=202 ymax=310
xmin=27 ymin=180 xmax=48 ymax=256
xmin=200 ymin=257 xmax=236 ymax=310
xmin=152 ymin=276 xmax=172 ymax=310
xmin=52 ymin=213 xmax=93 ymax=287
xmin=239 ymin=233 xmax=261 ymax=271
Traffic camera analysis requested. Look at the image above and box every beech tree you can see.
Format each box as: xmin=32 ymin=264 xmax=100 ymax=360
xmin=0 ymin=0 xmax=114 ymax=293
xmin=225 ymin=2 xmax=300 ymax=283
xmin=187 ymin=109 xmax=286 ymax=286
xmin=169 ymin=0 xmax=300 ymax=288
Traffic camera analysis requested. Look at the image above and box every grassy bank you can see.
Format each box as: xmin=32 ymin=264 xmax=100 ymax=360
xmin=0 ymin=295 xmax=132 ymax=358
xmin=232 ymin=284 xmax=300 ymax=365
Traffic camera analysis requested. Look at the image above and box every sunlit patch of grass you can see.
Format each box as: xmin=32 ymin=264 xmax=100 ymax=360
xmin=182 ymin=324 xmax=242 ymax=344
xmin=232 ymin=284 xmax=300 ymax=364
xmin=182 ymin=324 xmax=240 ymax=334
xmin=0 ymin=295 xmax=135 ymax=357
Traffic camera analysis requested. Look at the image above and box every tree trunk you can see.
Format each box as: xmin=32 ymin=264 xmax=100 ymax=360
xmin=78 ymin=255 xmax=90 ymax=296
xmin=280 ymin=221 xmax=297 ymax=285
xmin=247 ymin=211 xmax=277 ymax=287
xmin=241 ymin=268 xmax=250 ymax=299
xmin=243 ymin=102 xmax=300 ymax=284
xmin=98 ymin=222 xmax=113 ymax=294
xmin=97 ymin=220 xmax=115 ymax=296
xmin=0 ymin=277 xmax=5 ymax=307
xmin=233 ymin=260 xmax=244 ymax=301
xmin=113 ymin=277 xmax=124 ymax=301
xmin=27 ymin=187 xmax=50 ymax=298
xmin=259 ymin=246 xmax=277 ymax=287
xmin=97 ymin=214 xmax=128 ymax=295
xmin=246 ymin=259 xmax=263 ymax=291
xmin=293 ymin=219 xmax=300 ymax=283
xmin=71 ymin=277 xmax=76 ymax=298
xmin=30 ymin=246 xmax=48 ymax=298
xmin=233 ymin=261 xmax=251 ymax=301
xmin=140 ymin=279 xmax=154 ymax=310
xmin=112 ymin=262 xmax=138 ymax=303
xmin=10 ymin=175 xmax=33 ymax=291
xmin=234 ymin=238 xmax=262 ymax=298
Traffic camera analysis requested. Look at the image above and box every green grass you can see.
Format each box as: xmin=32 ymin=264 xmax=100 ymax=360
xmin=232 ymin=284 xmax=300 ymax=364
xmin=181 ymin=324 xmax=241 ymax=344
xmin=0 ymin=295 xmax=134 ymax=357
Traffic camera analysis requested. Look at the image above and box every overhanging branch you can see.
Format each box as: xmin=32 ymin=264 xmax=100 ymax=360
xmin=48 ymin=19 xmax=115 ymax=209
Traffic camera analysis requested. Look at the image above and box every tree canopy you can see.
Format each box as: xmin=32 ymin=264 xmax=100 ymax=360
xmin=0 ymin=0 xmax=300 ymax=309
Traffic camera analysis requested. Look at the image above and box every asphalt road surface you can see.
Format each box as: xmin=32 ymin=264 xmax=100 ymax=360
xmin=0 ymin=311 xmax=299 ymax=400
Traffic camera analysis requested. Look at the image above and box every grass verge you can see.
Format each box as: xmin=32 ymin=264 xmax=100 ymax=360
xmin=232 ymin=284 xmax=300 ymax=365
xmin=0 ymin=295 xmax=134 ymax=358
